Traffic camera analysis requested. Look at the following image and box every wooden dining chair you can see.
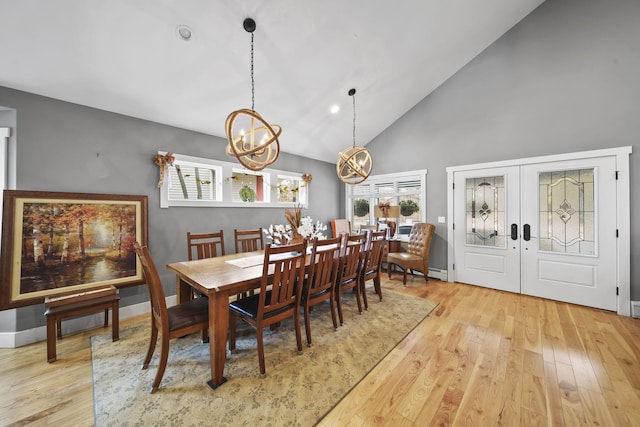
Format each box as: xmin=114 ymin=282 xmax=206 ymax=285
xmin=228 ymin=240 xmax=308 ymax=377
xmin=360 ymin=235 xmax=387 ymax=309
xmin=335 ymin=233 xmax=366 ymax=325
xmin=387 ymin=223 xmax=435 ymax=285
xmin=330 ymin=219 xmax=351 ymax=238
xmin=360 ymin=224 xmax=379 ymax=233
xmin=133 ymin=243 xmax=209 ymax=393
xmin=234 ymin=228 xmax=264 ymax=253
xmin=301 ymin=236 xmax=342 ymax=347
xmin=233 ymin=228 xmax=264 ymax=299
xmin=187 ymin=230 xmax=225 ymax=260
xmin=187 ymin=230 xmax=226 ymax=303
xmin=367 ymin=230 xmax=387 ymax=247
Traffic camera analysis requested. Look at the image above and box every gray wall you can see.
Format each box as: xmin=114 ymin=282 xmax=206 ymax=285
xmin=0 ymin=87 xmax=341 ymax=331
xmin=2 ymin=0 xmax=639 ymax=332
xmin=367 ymin=0 xmax=639 ymax=298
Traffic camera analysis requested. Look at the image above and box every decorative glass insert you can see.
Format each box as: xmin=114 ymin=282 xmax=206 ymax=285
xmin=538 ymin=169 xmax=594 ymax=254
xmin=465 ymin=176 xmax=505 ymax=247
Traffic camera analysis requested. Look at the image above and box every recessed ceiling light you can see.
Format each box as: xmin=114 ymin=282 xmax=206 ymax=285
xmin=330 ymin=104 xmax=340 ymax=114
xmin=176 ymin=25 xmax=193 ymax=41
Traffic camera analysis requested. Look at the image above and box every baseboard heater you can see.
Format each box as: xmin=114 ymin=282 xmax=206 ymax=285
xmin=632 ymin=301 xmax=640 ymax=319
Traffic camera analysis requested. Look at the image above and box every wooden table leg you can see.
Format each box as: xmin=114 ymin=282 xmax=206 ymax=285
xmin=111 ymin=301 xmax=120 ymax=342
xmin=46 ymin=316 xmax=57 ymax=362
xmin=207 ymin=292 xmax=229 ymax=389
xmin=176 ymin=277 xmax=192 ymax=304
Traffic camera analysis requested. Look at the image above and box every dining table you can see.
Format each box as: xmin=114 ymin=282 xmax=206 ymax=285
xmin=166 ymin=250 xmax=269 ymax=389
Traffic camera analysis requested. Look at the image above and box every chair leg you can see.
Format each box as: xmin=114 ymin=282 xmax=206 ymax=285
xmin=142 ymin=324 xmax=158 ymax=369
xmin=374 ymin=275 xmax=383 ymax=301
xmin=361 ymin=277 xmax=369 ymax=310
xmin=294 ymin=308 xmax=303 ymax=355
xmin=304 ymin=304 xmax=313 ymax=347
xmin=336 ymin=287 xmax=345 ymax=326
xmin=329 ymin=295 xmax=339 ymax=331
xmin=355 ymin=285 xmax=363 ymax=314
xmin=257 ymin=327 xmax=266 ymax=378
xmin=150 ymin=335 xmax=170 ymax=393
xmin=229 ymin=314 xmax=237 ymax=352
xmin=402 ymin=268 xmax=408 ymax=286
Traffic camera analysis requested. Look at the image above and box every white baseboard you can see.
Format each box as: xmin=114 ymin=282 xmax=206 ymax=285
xmin=0 ymin=295 xmax=177 ymax=349
xmin=428 ymin=268 xmax=448 ymax=282
xmin=387 ymin=267 xmax=448 ymax=282
xmin=631 ymin=301 xmax=640 ymax=319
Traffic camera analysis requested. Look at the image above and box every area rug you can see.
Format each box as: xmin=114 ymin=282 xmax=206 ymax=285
xmin=91 ymin=290 xmax=438 ymax=426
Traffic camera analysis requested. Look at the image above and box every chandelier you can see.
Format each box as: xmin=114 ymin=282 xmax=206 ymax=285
xmin=336 ymin=88 xmax=372 ymax=184
xmin=225 ymin=18 xmax=281 ymax=171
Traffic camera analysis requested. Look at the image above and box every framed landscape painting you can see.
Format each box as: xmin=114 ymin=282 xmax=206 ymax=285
xmin=1 ymin=190 xmax=148 ymax=309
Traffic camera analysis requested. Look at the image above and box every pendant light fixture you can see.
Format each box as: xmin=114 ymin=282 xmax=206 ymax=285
xmin=225 ymin=18 xmax=281 ymax=171
xmin=336 ymin=88 xmax=372 ymax=184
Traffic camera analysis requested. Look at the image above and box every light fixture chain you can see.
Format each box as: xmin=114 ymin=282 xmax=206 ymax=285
xmin=250 ymin=31 xmax=255 ymax=111
xmin=352 ymin=93 xmax=356 ymax=147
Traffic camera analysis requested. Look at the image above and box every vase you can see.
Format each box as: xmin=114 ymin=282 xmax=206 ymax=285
xmin=289 ymin=234 xmax=304 ymax=245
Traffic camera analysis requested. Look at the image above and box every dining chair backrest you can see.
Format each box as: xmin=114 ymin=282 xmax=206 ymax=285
xmin=258 ymin=241 xmax=308 ymax=318
xmin=234 ymin=228 xmax=264 ymax=253
xmin=367 ymin=230 xmax=387 ymax=250
xmin=339 ymin=233 xmax=366 ymax=283
xmin=341 ymin=233 xmax=367 ymax=255
xmin=331 ymin=219 xmax=351 ymax=238
xmin=307 ymin=236 xmax=342 ymax=296
xmin=187 ymin=230 xmax=225 ymax=260
xmin=360 ymin=224 xmax=379 ymax=233
xmin=362 ymin=235 xmax=387 ymax=276
xmin=134 ymin=242 xmax=168 ymax=325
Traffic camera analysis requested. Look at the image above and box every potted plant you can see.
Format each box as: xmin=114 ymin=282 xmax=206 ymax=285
xmin=353 ymin=199 xmax=369 ymax=217
xmin=239 ymin=184 xmax=256 ymax=202
xmin=399 ymin=199 xmax=419 ymax=217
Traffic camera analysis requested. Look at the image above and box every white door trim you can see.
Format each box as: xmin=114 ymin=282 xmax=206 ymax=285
xmin=446 ymin=146 xmax=632 ymax=316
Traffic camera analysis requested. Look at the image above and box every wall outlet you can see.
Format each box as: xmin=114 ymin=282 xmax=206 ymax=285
xmin=438 ymin=216 xmax=446 ymax=224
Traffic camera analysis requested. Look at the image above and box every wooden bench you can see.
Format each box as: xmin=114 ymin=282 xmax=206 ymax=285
xmin=44 ymin=286 xmax=120 ymax=362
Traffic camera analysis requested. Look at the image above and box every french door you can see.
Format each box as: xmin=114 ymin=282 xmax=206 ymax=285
xmin=453 ymin=166 xmax=521 ymax=293
xmin=452 ymin=155 xmax=618 ymax=311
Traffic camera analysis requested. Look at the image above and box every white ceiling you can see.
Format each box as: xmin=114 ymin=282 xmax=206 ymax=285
xmin=0 ymin=0 xmax=545 ymax=163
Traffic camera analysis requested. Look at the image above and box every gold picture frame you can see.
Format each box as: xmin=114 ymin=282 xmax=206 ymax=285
xmin=1 ymin=190 xmax=148 ymax=309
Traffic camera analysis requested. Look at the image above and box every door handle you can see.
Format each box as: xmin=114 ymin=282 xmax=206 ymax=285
xmin=510 ymin=224 xmax=518 ymax=240
xmin=523 ymin=224 xmax=531 ymax=241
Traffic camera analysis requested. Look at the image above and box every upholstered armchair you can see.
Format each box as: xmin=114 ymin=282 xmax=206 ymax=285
xmin=386 ymin=223 xmax=435 ymax=285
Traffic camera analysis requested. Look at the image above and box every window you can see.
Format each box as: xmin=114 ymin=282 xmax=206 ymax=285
xmin=276 ymin=174 xmax=306 ymax=203
xmin=159 ymin=152 xmax=308 ymax=208
xmin=167 ymin=160 xmax=221 ymax=202
xmin=345 ymin=170 xmax=426 ymax=233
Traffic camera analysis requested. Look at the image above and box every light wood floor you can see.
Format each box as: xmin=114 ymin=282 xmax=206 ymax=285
xmin=1 ymin=278 xmax=639 ymax=426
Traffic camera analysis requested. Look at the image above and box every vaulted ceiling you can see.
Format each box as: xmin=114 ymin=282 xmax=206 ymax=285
xmin=0 ymin=0 xmax=545 ymax=163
